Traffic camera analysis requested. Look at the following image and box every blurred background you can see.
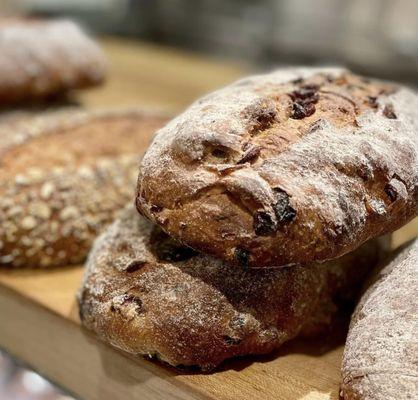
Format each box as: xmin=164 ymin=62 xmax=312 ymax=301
xmin=0 ymin=350 xmax=75 ymax=400
xmin=1 ymin=0 xmax=418 ymax=83
xmin=0 ymin=1 xmax=417 ymax=399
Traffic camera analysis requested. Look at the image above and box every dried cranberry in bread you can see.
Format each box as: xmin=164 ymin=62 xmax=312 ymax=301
xmin=78 ymin=206 xmax=388 ymax=370
xmin=0 ymin=18 xmax=106 ymax=104
xmin=136 ymin=68 xmax=418 ymax=268
xmin=341 ymin=238 xmax=418 ymax=400
xmin=0 ymin=109 xmax=169 ymax=268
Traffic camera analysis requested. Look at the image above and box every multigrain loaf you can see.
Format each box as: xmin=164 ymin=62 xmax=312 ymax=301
xmin=0 ymin=18 xmax=106 ymax=104
xmin=341 ymin=238 xmax=418 ymax=400
xmin=136 ymin=68 xmax=418 ymax=268
xmin=0 ymin=109 xmax=169 ymax=268
xmin=78 ymin=206 xmax=389 ymax=370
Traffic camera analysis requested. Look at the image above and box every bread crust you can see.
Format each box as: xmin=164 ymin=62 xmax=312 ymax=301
xmin=78 ymin=206 xmax=388 ymax=370
xmin=0 ymin=18 xmax=106 ymax=104
xmin=341 ymin=239 xmax=418 ymax=400
xmin=136 ymin=68 xmax=418 ymax=268
xmin=0 ymin=109 xmax=169 ymax=268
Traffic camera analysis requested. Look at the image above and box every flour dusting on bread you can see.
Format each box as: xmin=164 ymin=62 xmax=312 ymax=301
xmin=136 ymin=68 xmax=417 ymax=268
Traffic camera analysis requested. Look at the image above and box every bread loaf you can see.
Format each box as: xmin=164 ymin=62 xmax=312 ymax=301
xmin=78 ymin=206 xmax=388 ymax=370
xmin=341 ymin=238 xmax=418 ymax=399
xmin=0 ymin=109 xmax=169 ymax=268
xmin=136 ymin=68 xmax=418 ymax=268
xmin=0 ymin=18 xmax=106 ymax=104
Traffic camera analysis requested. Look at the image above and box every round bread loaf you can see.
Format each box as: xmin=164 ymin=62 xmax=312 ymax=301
xmin=0 ymin=109 xmax=169 ymax=268
xmin=341 ymin=238 xmax=418 ymax=399
xmin=136 ymin=68 xmax=418 ymax=268
xmin=78 ymin=206 xmax=388 ymax=370
xmin=0 ymin=18 xmax=106 ymax=104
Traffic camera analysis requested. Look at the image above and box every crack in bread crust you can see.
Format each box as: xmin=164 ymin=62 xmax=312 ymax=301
xmin=136 ymin=67 xmax=418 ymax=267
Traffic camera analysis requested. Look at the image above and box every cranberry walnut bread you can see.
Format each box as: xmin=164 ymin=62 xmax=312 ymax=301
xmin=0 ymin=18 xmax=106 ymax=104
xmin=78 ymin=206 xmax=388 ymax=370
xmin=341 ymin=239 xmax=418 ymax=400
xmin=136 ymin=67 xmax=418 ymax=268
xmin=0 ymin=109 xmax=169 ymax=268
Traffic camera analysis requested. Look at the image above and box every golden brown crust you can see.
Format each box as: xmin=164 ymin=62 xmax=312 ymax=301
xmin=0 ymin=18 xmax=106 ymax=104
xmin=136 ymin=68 xmax=418 ymax=268
xmin=0 ymin=109 xmax=169 ymax=268
xmin=78 ymin=206 xmax=389 ymax=370
xmin=341 ymin=239 xmax=418 ymax=400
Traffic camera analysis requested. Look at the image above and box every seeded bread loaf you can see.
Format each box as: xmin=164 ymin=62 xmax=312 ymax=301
xmin=341 ymin=238 xmax=418 ymax=400
xmin=0 ymin=18 xmax=106 ymax=104
xmin=136 ymin=68 xmax=418 ymax=268
xmin=78 ymin=206 xmax=388 ymax=370
xmin=0 ymin=109 xmax=169 ymax=268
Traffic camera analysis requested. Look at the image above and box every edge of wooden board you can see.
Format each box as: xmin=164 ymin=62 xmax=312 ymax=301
xmin=0 ymin=283 xmax=211 ymax=400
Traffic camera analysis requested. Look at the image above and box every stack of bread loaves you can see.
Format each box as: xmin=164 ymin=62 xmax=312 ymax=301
xmin=0 ymin=25 xmax=415 ymax=396
xmin=78 ymin=65 xmax=418 ymax=397
xmin=0 ymin=20 xmax=415 ymax=397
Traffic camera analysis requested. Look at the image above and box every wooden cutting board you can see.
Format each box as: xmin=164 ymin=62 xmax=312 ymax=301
xmin=0 ymin=38 xmax=417 ymax=400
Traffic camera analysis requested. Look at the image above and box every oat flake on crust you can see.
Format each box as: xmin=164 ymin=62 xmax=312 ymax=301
xmin=0 ymin=108 xmax=169 ymax=268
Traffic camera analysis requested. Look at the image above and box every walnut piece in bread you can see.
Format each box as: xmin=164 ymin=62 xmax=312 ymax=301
xmin=78 ymin=206 xmax=388 ymax=370
xmin=136 ymin=68 xmax=418 ymax=268
xmin=0 ymin=109 xmax=169 ymax=268
xmin=341 ymin=238 xmax=418 ymax=400
xmin=0 ymin=18 xmax=106 ymax=104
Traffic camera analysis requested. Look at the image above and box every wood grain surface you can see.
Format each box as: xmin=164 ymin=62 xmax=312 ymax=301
xmin=0 ymin=38 xmax=416 ymax=400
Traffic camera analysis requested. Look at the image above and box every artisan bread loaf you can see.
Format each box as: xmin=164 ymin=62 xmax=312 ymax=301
xmin=136 ymin=68 xmax=418 ymax=268
xmin=78 ymin=206 xmax=388 ymax=370
xmin=341 ymin=238 xmax=418 ymax=400
xmin=0 ymin=18 xmax=106 ymax=104
xmin=0 ymin=109 xmax=169 ymax=268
